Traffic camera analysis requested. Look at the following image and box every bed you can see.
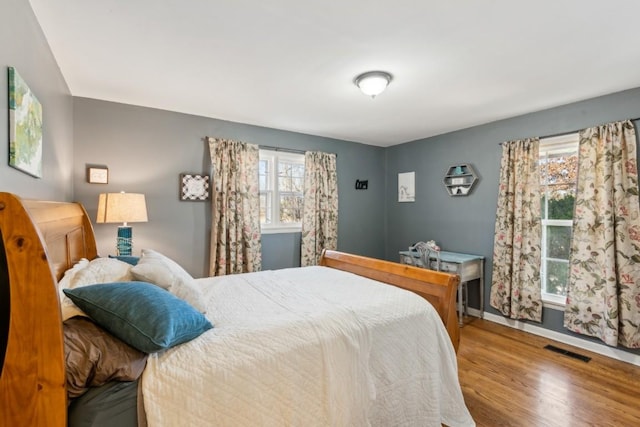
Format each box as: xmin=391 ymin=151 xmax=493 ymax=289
xmin=0 ymin=192 xmax=473 ymax=426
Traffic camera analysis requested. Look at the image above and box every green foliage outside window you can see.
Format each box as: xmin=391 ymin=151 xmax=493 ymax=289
xmin=547 ymin=194 xmax=575 ymax=220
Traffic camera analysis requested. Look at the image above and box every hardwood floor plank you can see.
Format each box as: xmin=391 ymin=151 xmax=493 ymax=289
xmin=457 ymin=319 xmax=640 ymax=427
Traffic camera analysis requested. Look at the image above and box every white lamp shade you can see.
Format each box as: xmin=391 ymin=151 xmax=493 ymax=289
xmin=96 ymin=192 xmax=148 ymax=224
xmin=355 ymin=71 xmax=392 ymax=98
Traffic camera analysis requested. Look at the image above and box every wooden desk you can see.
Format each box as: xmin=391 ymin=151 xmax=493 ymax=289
xmin=399 ymin=250 xmax=484 ymax=326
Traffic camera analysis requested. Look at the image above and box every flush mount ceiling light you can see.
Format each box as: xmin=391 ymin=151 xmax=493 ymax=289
xmin=354 ymin=71 xmax=393 ymax=98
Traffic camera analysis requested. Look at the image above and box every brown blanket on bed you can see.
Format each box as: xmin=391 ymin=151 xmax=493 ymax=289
xmin=64 ymin=317 xmax=148 ymax=399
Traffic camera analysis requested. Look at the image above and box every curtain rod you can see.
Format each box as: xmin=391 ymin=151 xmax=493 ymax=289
xmin=259 ymin=145 xmax=307 ymax=155
xmin=498 ymin=117 xmax=640 ymax=145
xmin=204 ymin=138 xmax=309 ymax=155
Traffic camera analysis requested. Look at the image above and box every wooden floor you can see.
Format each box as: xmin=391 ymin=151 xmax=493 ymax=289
xmin=457 ymin=319 xmax=640 ymax=427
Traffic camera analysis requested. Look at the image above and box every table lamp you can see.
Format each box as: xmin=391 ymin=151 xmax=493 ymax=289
xmin=96 ymin=192 xmax=148 ymax=256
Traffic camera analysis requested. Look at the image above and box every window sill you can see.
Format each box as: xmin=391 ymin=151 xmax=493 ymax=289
xmin=542 ymin=299 xmax=566 ymax=311
xmin=260 ymin=226 xmax=302 ymax=235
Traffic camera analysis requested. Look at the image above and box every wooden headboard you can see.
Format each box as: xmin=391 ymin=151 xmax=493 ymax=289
xmin=0 ymin=192 xmax=97 ymax=426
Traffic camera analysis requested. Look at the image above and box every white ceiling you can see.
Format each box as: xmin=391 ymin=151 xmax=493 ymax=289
xmin=28 ymin=0 xmax=640 ymax=147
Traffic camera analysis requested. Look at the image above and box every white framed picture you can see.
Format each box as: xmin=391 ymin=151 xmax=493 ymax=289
xmin=398 ymin=172 xmax=415 ymax=202
xmin=87 ymin=166 xmax=109 ymax=184
xmin=180 ymin=173 xmax=210 ymax=201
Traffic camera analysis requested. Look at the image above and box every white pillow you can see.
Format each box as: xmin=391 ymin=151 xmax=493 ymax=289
xmin=131 ymin=249 xmax=206 ymax=313
xmin=58 ymin=257 xmax=134 ymax=321
xmin=58 ymin=259 xmax=89 ymax=320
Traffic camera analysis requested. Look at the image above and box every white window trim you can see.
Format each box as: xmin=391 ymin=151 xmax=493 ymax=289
xmin=259 ymin=149 xmax=305 ymax=234
xmin=260 ymin=225 xmax=303 ymax=234
xmin=540 ymin=133 xmax=579 ymax=155
xmin=542 ymin=296 xmax=567 ymax=311
xmin=539 ymin=133 xmax=579 ymax=309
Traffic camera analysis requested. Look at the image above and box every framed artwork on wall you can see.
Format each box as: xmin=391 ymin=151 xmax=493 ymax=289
xmin=180 ymin=173 xmax=210 ymax=201
xmin=398 ymin=171 xmax=415 ymax=202
xmin=87 ymin=166 xmax=109 ymax=184
xmin=8 ymin=67 xmax=43 ymax=178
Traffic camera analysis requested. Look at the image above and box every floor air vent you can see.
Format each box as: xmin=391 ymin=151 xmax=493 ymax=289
xmin=544 ymin=344 xmax=591 ymax=362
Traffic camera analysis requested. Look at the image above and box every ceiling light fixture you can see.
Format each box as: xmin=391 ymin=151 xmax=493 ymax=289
xmin=354 ymin=71 xmax=393 ymax=98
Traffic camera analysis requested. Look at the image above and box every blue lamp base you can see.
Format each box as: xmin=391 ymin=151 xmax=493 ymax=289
xmin=116 ymin=226 xmax=133 ymax=256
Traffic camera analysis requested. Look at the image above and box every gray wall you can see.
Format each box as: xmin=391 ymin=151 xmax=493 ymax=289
xmin=385 ymin=87 xmax=640 ymax=353
xmin=261 ymin=232 xmax=301 ymax=270
xmin=0 ymin=0 xmax=73 ymax=200
xmin=73 ymin=98 xmax=386 ymax=277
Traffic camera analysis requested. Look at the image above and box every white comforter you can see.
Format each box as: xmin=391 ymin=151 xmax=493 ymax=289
xmin=142 ymin=266 xmax=474 ymax=427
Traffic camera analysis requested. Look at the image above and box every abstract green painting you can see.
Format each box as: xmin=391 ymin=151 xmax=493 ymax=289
xmin=8 ymin=67 xmax=43 ymax=178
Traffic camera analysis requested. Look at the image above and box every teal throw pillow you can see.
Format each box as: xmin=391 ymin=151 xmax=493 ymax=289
xmin=63 ymin=282 xmax=212 ymax=353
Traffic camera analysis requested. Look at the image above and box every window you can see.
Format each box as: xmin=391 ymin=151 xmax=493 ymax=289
xmin=539 ymin=133 xmax=579 ymax=307
xmin=259 ymin=149 xmax=305 ymax=233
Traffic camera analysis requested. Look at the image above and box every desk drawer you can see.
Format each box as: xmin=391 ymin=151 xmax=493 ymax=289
xmin=428 ymin=260 xmax=480 ymax=281
xmin=404 ymin=257 xmax=463 ymax=274
xmin=400 ymin=254 xmax=481 ymax=282
xmin=434 ymin=261 xmax=458 ymax=274
xmin=400 ymin=254 xmax=421 ymax=266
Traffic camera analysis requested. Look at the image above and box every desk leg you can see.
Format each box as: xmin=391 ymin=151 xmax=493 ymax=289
xmin=458 ymin=282 xmax=464 ymax=326
xmin=479 ymin=260 xmax=484 ymax=319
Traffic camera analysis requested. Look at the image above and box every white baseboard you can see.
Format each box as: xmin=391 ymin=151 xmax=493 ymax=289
xmin=470 ymin=312 xmax=640 ymax=367
xmin=466 ymin=307 xmax=482 ymax=318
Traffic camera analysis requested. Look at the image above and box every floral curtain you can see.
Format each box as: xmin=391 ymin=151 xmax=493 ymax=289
xmin=490 ymin=138 xmax=543 ymax=322
xmin=207 ymin=137 xmax=262 ymax=276
xmin=301 ymin=151 xmax=338 ymax=266
xmin=564 ymin=120 xmax=640 ymax=348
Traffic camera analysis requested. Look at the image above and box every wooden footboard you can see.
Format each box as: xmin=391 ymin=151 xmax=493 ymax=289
xmin=319 ymin=249 xmax=460 ymax=351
